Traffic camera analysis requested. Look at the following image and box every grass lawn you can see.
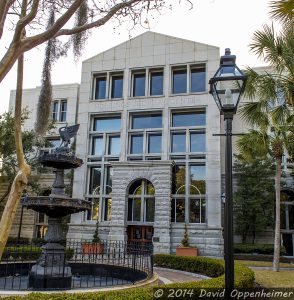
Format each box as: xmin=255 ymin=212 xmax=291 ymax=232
xmin=236 ymin=260 xmax=294 ymax=268
xmin=253 ymin=270 xmax=294 ymax=288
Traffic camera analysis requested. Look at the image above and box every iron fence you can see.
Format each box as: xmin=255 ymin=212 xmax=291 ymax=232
xmin=0 ymin=239 xmax=153 ymax=291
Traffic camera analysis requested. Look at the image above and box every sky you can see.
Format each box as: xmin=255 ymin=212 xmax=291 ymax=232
xmin=0 ymin=0 xmax=274 ymax=114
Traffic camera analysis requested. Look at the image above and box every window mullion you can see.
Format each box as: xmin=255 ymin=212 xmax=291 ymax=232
xmin=187 ymin=64 xmax=190 ymax=93
xmin=106 ymin=72 xmax=110 ymax=99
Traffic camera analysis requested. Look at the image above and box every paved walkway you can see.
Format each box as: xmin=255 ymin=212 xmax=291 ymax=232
xmin=154 ymin=267 xmax=210 ymax=284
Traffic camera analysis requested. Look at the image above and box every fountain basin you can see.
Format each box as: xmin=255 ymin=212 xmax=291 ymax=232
xmin=39 ymin=153 xmax=83 ymax=169
xmin=22 ymin=196 xmax=90 ymax=218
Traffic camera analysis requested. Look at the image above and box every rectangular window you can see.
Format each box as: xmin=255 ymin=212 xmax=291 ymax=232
xmin=89 ymin=167 xmax=101 ymax=194
xmin=190 ymin=165 xmax=206 ymax=194
xmin=145 ymin=198 xmax=155 ymax=222
xmin=91 ymin=200 xmax=99 ymax=220
xmin=104 ymin=198 xmax=112 ymax=221
xmin=52 ymin=101 xmax=58 ymax=121
xmin=172 ymin=111 xmax=206 ymax=127
xmin=171 ymin=199 xmax=185 ymax=222
xmin=108 ymin=136 xmax=120 ymax=155
xmin=172 ymin=165 xmax=186 ymax=194
xmin=172 ymin=68 xmax=187 ymax=94
xmin=190 ymin=132 xmax=206 ymax=152
xmin=132 ymin=114 xmax=162 ymax=129
xmin=105 ymin=166 xmax=113 ymax=194
xmin=60 ymin=100 xmax=67 ymax=122
xmin=92 ymin=137 xmax=104 ymax=155
xmin=171 ymin=133 xmax=186 ymax=153
xmin=133 ymin=72 xmax=146 ymax=97
xmin=111 ymin=74 xmax=123 ymax=98
xmin=94 ymin=76 xmax=107 ymax=100
xmin=191 ymin=65 xmax=206 ymax=92
xmin=133 ymin=198 xmax=141 ymax=221
xmin=93 ymin=116 xmax=121 ymax=132
xmin=189 ymin=199 xmax=205 ymax=223
xmin=148 ymin=134 xmax=162 ymax=153
xmin=150 ymin=70 xmax=163 ymax=96
xmin=130 ymin=135 xmax=143 ymax=154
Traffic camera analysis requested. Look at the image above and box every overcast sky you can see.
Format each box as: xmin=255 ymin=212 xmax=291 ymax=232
xmin=0 ymin=0 xmax=274 ymax=114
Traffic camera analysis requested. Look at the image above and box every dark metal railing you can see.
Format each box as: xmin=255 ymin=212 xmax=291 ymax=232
xmin=0 ymin=239 xmax=153 ymax=291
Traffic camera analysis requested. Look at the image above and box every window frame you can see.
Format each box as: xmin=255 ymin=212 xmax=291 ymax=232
xmin=51 ymin=99 xmax=68 ymax=123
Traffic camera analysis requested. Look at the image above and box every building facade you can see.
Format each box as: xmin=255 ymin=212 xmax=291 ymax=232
xmin=7 ymin=32 xmax=293 ymax=257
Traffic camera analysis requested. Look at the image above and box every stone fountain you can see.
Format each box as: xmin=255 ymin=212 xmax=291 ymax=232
xmin=22 ymin=124 xmax=90 ymax=289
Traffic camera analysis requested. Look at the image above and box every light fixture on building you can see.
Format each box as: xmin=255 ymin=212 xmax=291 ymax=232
xmin=209 ymin=48 xmax=247 ymax=296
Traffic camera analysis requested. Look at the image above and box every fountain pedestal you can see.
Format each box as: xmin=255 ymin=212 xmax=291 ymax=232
xmin=22 ymin=131 xmax=90 ymax=290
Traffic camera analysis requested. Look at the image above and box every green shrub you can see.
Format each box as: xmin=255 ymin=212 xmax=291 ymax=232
xmin=235 ymin=243 xmax=286 ymax=255
xmin=2 ymin=254 xmax=254 ymax=300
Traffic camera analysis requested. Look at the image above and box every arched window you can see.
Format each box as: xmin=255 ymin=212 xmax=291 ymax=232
xmin=127 ymin=179 xmax=155 ymax=222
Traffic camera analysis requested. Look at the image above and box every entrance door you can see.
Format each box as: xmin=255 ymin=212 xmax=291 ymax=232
xmin=127 ymin=225 xmax=153 ymax=246
xmin=282 ymin=233 xmax=294 ymax=256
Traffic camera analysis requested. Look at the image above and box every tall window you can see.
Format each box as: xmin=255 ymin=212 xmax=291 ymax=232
xmin=128 ymin=179 xmax=155 ymax=222
xmin=128 ymin=113 xmax=162 ymax=160
xmin=93 ymin=71 xmax=124 ymax=100
xmin=87 ymin=165 xmax=113 ymax=221
xmin=91 ymin=116 xmax=121 ymax=157
xmin=172 ymin=64 xmax=206 ymax=94
xmin=51 ymin=99 xmax=67 ymax=122
xmin=131 ymin=68 xmax=164 ymax=97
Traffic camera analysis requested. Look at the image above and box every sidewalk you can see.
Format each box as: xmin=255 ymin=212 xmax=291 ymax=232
xmin=154 ymin=267 xmax=210 ymax=284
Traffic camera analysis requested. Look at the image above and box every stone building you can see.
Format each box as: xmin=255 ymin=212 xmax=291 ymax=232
xmin=7 ymin=32 xmax=294 ymax=257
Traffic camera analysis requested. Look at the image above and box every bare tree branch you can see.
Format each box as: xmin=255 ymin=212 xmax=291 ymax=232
xmin=0 ymin=0 xmax=16 ymax=39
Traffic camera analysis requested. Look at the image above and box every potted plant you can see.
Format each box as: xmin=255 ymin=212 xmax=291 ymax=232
xmin=176 ymin=224 xmax=198 ymax=256
xmin=82 ymin=219 xmax=104 ymax=254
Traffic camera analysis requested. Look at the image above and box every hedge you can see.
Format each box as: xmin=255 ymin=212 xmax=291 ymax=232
xmin=235 ymin=243 xmax=286 ymax=255
xmin=2 ymin=254 xmax=254 ymax=300
xmin=3 ymin=246 xmax=74 ymax=261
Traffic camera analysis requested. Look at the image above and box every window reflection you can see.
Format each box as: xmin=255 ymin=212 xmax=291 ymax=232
xmin=133 ymin=73 xmax=146 ymax=97
xmin=173 ymin=69 xmax=187 ymax=94
xmin=93 ymin=117 xmax=121 ymax=132
xmin=172 ymin=133 xmax=186 ymax=152
xmin=95 ymin=76 xmax=106 ymax=100
xmin=131 ymin=135 xmax=143 ymax=154
xmin=150 ymin=71 xmax=163 ymax=96
xmin=111 ymin=75 xmax=123 ymax=98
xmin=190 ymin=132 xmax=206 ymax=152
xmin=172 ymin=112 xmax=206 ymax=127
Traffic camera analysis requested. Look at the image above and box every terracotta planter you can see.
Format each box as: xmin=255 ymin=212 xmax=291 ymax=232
xmin=176 ymin=247 xmax=198 ymax=256
xmin=82 ymin=243 xmax=104 ymax=254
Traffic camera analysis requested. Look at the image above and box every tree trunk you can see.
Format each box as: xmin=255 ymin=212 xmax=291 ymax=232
xmin=273 ymin=157 xmax=282 ymax=272
xmin=0 ymin=52 xmax=31 ymax=260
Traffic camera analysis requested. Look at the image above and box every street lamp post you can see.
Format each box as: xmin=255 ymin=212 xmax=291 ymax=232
xmin=209 ymin=49 xmax=247 ymax=297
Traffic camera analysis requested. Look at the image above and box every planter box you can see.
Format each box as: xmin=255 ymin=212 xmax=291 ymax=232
xmin=82 ymin=243 xmax=104 ymax=254
xmin=176 ymin=247 xmax=198 ymax=256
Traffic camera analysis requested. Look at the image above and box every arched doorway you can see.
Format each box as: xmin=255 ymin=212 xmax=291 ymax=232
xmin=281 ymin=188 xmax=294 ymax=256
xmin=127 ymin=179 xmax=155 ymax=247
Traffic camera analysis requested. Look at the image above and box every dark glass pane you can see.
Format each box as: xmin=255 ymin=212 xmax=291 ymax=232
xmin=52 ymin=101 xmax=58 ymax=121
xmin=133 ymin=73 xmax=146 ymax=97
xmin=94 ymin=117 xmax=121 ymax=132
xmin=108 ymin=136 xmax=120 ymax=155
xmin=289 ymin=205 xmax=294 ymax=230
xmin=281 ymin=205 xmax=286 ymax=230
xmin=130 ymin=135 xmax=143 ymax=154
xmin=106 ymin=166 xmax=113 ymax=194
xmin=148 ymin=134 xmax=162 ymax=153
xmin=38 ymin=213 xmax=45 ymax=223
xmin=172 ymin=112 xmax=206 ymax=127
xmin=190 ymin=132 xmax=206 ymax=152
xmin=60 ymin=101 xmax=67 ymax=122
xmin=132 ymin=114 xmax=162 ymax=129
xmin=95 ymin=77 xmax=106 ymax=99
xmin=104 ymin=198 xmax=112 ymax=221
xmin=173 ymin=69 xmax=187 ymax=94
xmin=150 ymin=71 xmax=163 ymax=96
xmin=133 ymin=199 xmax=141 ymax=221
xmin=129 ymin=179 xmax=143 ymax=195
xmin=172 ymin=165 xmax=186 ymax=194
xmin=92 ymin=137 xmax=103 ymax=155
xmin=189 ymin=199 xmax=200 ymax=223
xmin=201 ymin=200 xmax=206 ymax=223
xmin=145 ymin=198 xmax=155 ymax=222
xmin=172 ymin=133 xmax=186 ymax=152
xmin=176 ymin=199 xmax=185 ymax=222
xmin=128 ymin=199 xmax=133 ymax=221
xmin=191 ymin=67 xmax=206 ymax=92
xmin=89 ymin=167 xmax=101 ymax=194
xmin=171 ymin=199 xmax=175 ymax=222
xmin=190 ymin=165 xmax=206 ymax=194
xmin=111 ymin=75 xmax=123 ymax=98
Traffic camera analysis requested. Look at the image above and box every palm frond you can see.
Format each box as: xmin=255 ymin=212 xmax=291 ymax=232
xmin=269 ymin=0 xmax=294 ymax=28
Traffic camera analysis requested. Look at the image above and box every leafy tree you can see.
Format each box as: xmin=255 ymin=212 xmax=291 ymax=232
xmin=237 ymin=0 xmax=294 ymax=272
xmin=233 ymin=156 xmax=275 ymax=244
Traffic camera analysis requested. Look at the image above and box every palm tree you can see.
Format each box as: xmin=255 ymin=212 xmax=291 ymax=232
xmin=269 ymin=0 xmax=294 ymax=31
